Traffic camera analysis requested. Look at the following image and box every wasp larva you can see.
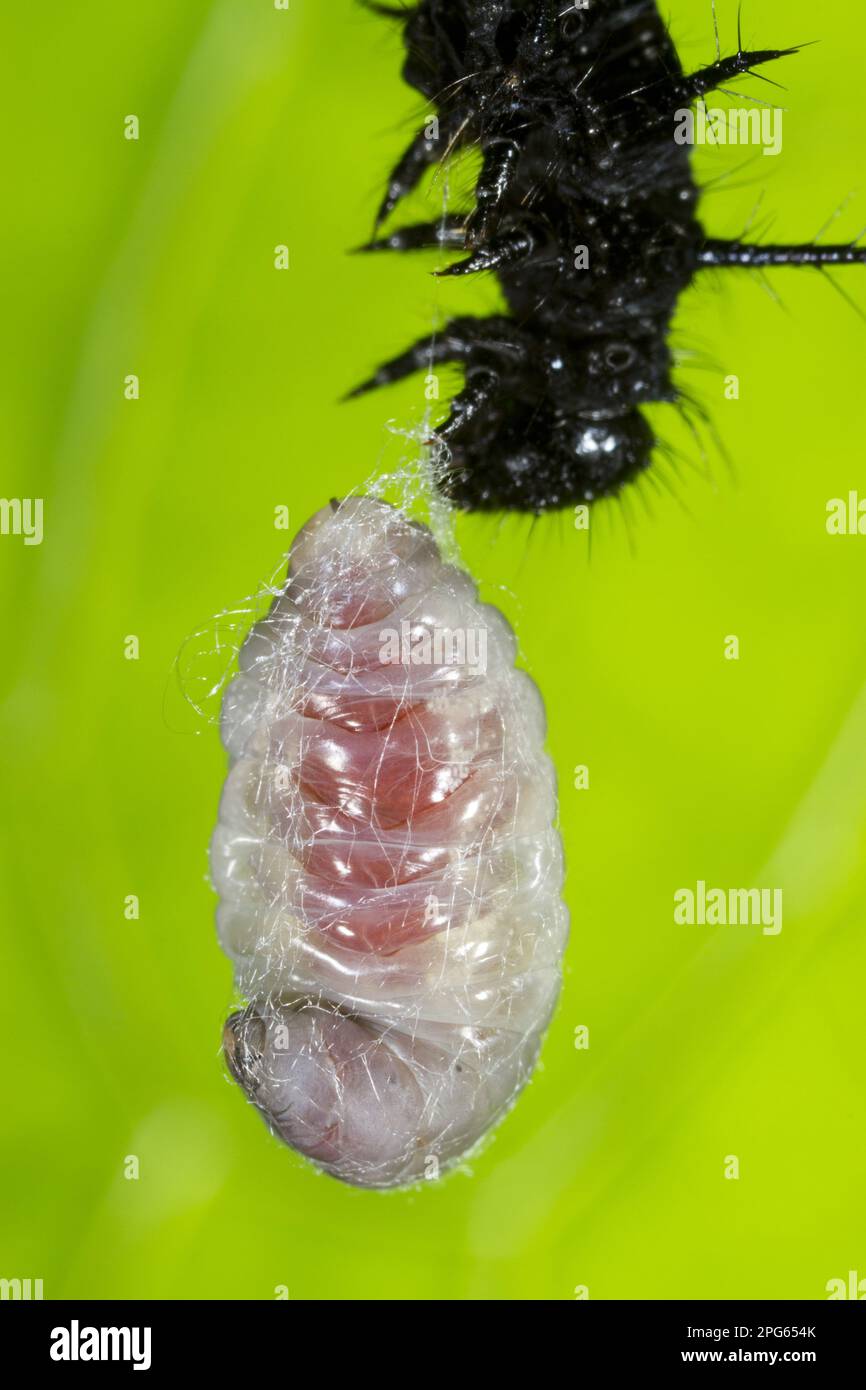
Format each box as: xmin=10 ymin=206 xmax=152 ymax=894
xmin=211 ymin=495 xmax=568 ymax=1188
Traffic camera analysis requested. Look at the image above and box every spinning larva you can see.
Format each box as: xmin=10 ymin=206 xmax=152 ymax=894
xmin=350 ymin=0 xmax=866 ymax=512
xmin=211 ymin=496 xmax=567 ymax=1188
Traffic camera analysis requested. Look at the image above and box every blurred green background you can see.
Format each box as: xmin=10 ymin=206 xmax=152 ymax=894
xmin=2 ymin=0 xmax=865 ymax=1301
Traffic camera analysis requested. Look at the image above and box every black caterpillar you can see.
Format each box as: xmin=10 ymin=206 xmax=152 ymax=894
xmin=349 ymin=0 xmax=866 ymax=512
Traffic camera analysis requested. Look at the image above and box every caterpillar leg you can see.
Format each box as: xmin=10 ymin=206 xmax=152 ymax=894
xmin=466 ymin=138 xmax=521 ymax=244
xmin=344 ymin=332 xmax=477 ymax=401
xmin=434 ymin=227 xmax=535 ymax=278
xmin=436 ymin=367 xmax=500 ymax=441
xmin=355 ymin=216 xmax=467 ymax=254
xmin=376 ymin=121 xmax=456 ymax=228
xmin=345 ymin=316 xmax=529 ymax=399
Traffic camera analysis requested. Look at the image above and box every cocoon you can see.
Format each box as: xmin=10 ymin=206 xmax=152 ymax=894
xmin=212 ymin=496 xmax=568 ymax=1188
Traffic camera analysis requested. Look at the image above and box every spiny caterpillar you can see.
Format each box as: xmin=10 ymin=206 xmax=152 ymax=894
xmin=212 ymin=497 xmax=567 ymax=1188
xmin=349 ymin=0 xmax=866 ymax=512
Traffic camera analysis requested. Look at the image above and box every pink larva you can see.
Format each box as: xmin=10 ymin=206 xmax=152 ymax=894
xmin=211 ymin=496 xmax=568 ymax=1188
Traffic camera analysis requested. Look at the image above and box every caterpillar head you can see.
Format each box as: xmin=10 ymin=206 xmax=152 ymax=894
xmin=441 ymin=327 xmax=661 ymax=510
xmin=444 ymin=401 xmax=654 ymax=510
xmin=564 ymin=409 xmax=655 ymax=502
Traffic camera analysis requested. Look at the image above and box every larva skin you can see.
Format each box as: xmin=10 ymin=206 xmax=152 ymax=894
xmin=212 ymin=498 xmax=568 ymax=1188
xmin=352 ymin=1 xmax=866 ymax=512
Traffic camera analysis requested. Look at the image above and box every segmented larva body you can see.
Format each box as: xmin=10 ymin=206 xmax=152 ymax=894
xmin=211 ymin=497 xmax=567 ymax=1188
